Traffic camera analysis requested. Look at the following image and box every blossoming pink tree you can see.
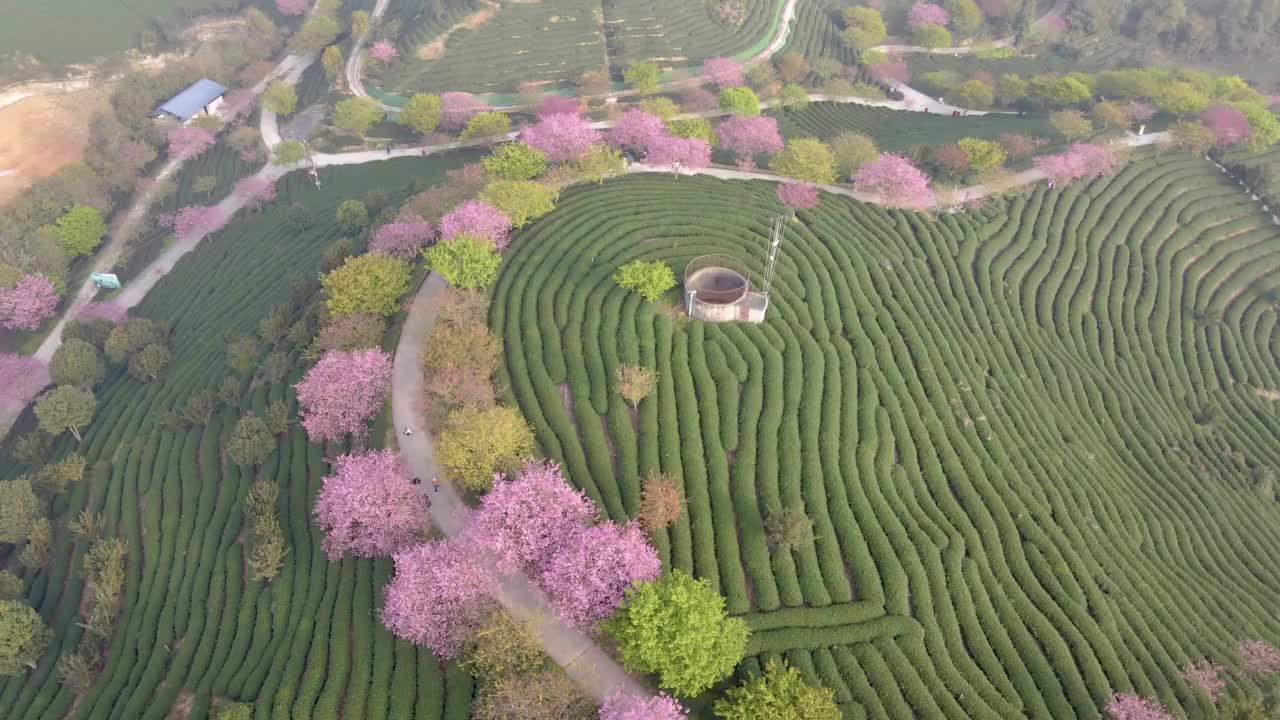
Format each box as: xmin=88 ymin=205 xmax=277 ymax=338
xmin=1033 ymin=143 xmax=1120 ymax=185
xmin=646 ymin=135 xmax=712 ymax=172
xmin=681 ymin=87 xmax=720 ymax=112
xmin=170 ymin=205 xmax=230 ymax=237
xmin=701 ymin=57 xmax=744 ymax=88
xmin=0 ymin=353 xmax=50 ymax=413
xmin=1181 ymin=660 xmax=1226 ymax=701
xmin=0 ymin=275 xmax=58 ymax=331
xmin=233 ymin=175 xmax=278 ymax=209
xmin=1126 ymin=101 xmax=1156 ymax=124
xmin=599 ymin=691 xmax=688 ymax=720
xmin=167 ymin=127 xmax=217 ymax=160
xmin=1239 ymin=639 xmax=1280 ymax=676
xmin=369 ymin=40 xmax=399 ymax=62
xmin=852 ymin=153 xmax=933 ymax=208
xmin=537 ymin=95 xmax=581 ymax=118
xmin=314 ymin=450 xmax=430 ymax=559
xmin=371 ymin=221 xmax=435 ymax=259
xmin=440 ymin=92 xmax=483 ymax=131
xmin=221 ymin=89 xmax=257 ymax=123
xmin=520 ymin=112 xmax=602 ymax=163
xmin=276 ymin=0 xmax=308 ymax=15
xmin=869 ymin=59 xmax=911 ymax=85
xmin=908 ymin=1 xmax=950 ymax=27
xmin=539 ymin=521 xmax=660 ymax=628
xmin=716 ymin=116 xmax=784 ymax=167
xmin=382 ymin=540 xmax=498 ymax=658
xmin=608 ymin=109 xmax=668 ymax=155
xmin=461 ymin=462 xmax=596 ymax=574
xmin=776 ymin=182 xmax=819 ymax=209
xmin=439 ymin=200 xmax=513 ymax=249
xmin=1201 ymin=104 xmax=1250 ymax=146
xmin=295 ymin=348 xmax=393 ymax=442
xmin=1041 ymin=14 xmax=1068 ymax=36
xmin=78 ymin=301 xmax=128 ymax=324
xmin=1103 ymin=693 xmax=1173 ymax=720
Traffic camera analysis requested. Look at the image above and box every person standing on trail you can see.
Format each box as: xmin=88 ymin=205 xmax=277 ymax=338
xmin=431 ymin=477 xmax=440 ymax=492
xmin=412 ymin=477 xmax=422 ymax=486
xmin=404 ymin=426 xmax=413 ymax=436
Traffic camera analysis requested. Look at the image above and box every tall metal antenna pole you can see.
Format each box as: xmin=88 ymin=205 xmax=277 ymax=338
xmin=762 ymin=214 xmax=786 ymax=297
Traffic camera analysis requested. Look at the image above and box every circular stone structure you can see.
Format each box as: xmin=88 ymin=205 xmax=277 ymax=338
xmin=685 ymin=255 xmax=764 ymax=322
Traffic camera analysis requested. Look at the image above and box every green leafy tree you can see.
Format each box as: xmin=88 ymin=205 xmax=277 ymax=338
xmin=958 ymin=137 xmax=1007 ymax=172
xmin=1169 ymin=120 xmax=1216 ymax=155
xmin=1236 ymin=102 xmax=1280 ymax=151
xmin=996 ymin=73 xmax=1028 ymax=105
xmin=769 ymin=138 xmax=837 ymax=184
xmin=104 ymin=318 xmax=165 ymax=365
xmin=128 ymin=343 xmax=171 ymax=382
xmin=944 ymin=0 xmax=983 ymax=35
xmin=54 ymin=206 xmax=107 ymax=257
xmin=830 ymin=132 xmax=877 ymax=178
xmin=215 ymin=703 xmax=254 ymax=720
xmin=484 ymin=143 xmax=547 ymax=180
xmin=461 ymin=111 xmax=512 ymax=140
xmin=227 ymin=415 xmax=276 ymax=466
xmin=764 ymin=507 xmax=814 ymax=550
xmin=333 ymin=97 xmax=384 ymax=135
xmin=37 ymin=453 xmax=85 ymax=494
xmin=641 ymin=97 xmax=680 ymax=121
xmin=1026 ymin=74 xmax=1091 ymax=108
xmin=613 ymin=260 xmax=675 ymax=302
xmin=714 ymin=660 xmax=841 ymax=720
xmin=718 ymin=86 xmax=761 ymax=117
xmin=951 ymin=79 xmax=994 ymax=108
xmin=573 ymin=144 xmax=625 ymax=184
xmin=602 ymin=571 xmax=749 ymax=696
xmin=668 ymin=117 xmax=716 ymax=144
xmin=274 ymin=140 xmax=307 ymax=165
xmin=291 ymin=15 xmax=340 ymax=53
xmin=0 ymin=479 xmax=40 ymax=544
xmin=461 ymin=609 xmax=546 ymax=682
xmin=19 ymin=518 xmax=50 ymax=569
xmin=263 ymin=80 xmax=297 ymax=116
xmin=336 ymin=199 xmax=369 ymax=235
xmin=912 ymin=23 xmax=953 ymax=48
xmin=1050 ymin=109 xmax=1094 ymax=140
xmin=193 ymin=175 xmax=218 ymax=197
xmin=0 ymin=572 xmax=22 ymax=601
xmin=351 ymin=9 xmax=371 ymax=37
xmin=624 ymin=62 xmax=660 ymax=94
xmin=322 ymin=253 xmax=411 ymax=318
xmin=479 ymin=180 xmax=559 ymax=227
xmin=437 ymin=406 xmax=536 ymax=492
xmin=1092 ymin=100 xmax=1130 ymax=129
xmin=322 ymin=46 xmax=344 ymax=82
xmin=1156 ymin=81 xmax=1210 ymax=116
xmin=840 ymin=7 xmax=887 ymax=50
xmin=0 ymin=600 xmax=52 ymax=676
xmin=425 ymin=235 xmax=502 ymax=290
xmin=402 ymin=93 xmax=443 ymax=134
xmin=50 ymin=339 xmax=104 ymax=387
xmin=34 ymin=385 xmax=95 ymax=442
xmin=777 ymin=84 xmax=810 ymax=112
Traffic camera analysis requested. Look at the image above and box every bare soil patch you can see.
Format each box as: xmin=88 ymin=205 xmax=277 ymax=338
xmin=0 ymin=85 xmax=112 ymax=205
xmin=417 ymin=0 xmax=500 ymax=60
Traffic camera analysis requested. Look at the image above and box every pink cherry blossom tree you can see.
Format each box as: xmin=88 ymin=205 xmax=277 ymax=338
xmin=369 ymin=40 xmax=399 ymax=62
xmin=716 ymin=116 xmax=784 ymax=167
xmin=869 ymin=59 xmax=910 ymax=85
xmin=1201 ymin=104 xmax=1250 ymax=146
xmin=1104 ymin=693 xmax=1174 ymax=720
xmin=276 ymin=0 xmax=309 ymax=15
xmin=314 ymin=450 xmax=430 ymax=559
xmin=776 ymin=182 xmax=819 ymax=209
xmin=520 ymin=112 xmax=602 ymax=163
xmin=221 ymin=89 xmax=257 ymax=123
xmin=439 ymin=200 xmax=513 ymax=249
xmin=233 ymin=175 xmax=278 ymax=208
xmin=1239 ymin=639 xmax=1280 ymax=677
xmin=1033 ymin=143 xmax=1120 ymax=185
xmin=382 ymin=540 xmax=498 ymax=658
xmin=599 ymin=691 xmax=688 ymax=720
xmin=701 ymin=57 xmax=744 ymax=89
xmin=608 ymin=109 xmax=668 ymax=155
xmin=295 ymin=348 xmax=393 ymax=442
xmin=167 ymin=127 xmax=217 ymax=160
xmin=1125 ymin=101 xmax=1156 ymax=124
xmin=539 ymin=521 xmax=660 ymax=628
xmin=77 ymin=301 xmax=128 ymax=324
xmin=440 ymin=92 xmax=483 ymax=131
xmin=1041 ymin=14 xmax=1068 ymax=36
xmin=646 ymin=135 xmax=712 ymax=171
xmin=0 ymin=275 xmax=58 ymax=331
xmin=461 ymin=462 xmax=596 ymax=575
xmin=1181 ymin=660 xmax=1227 ymax=701
xmin=681 ymin=87 xmax=720 ymax=112
xmin=537 ymin=95 xmax=582 ymax=118
xmin=371 ymin=221 xmax=435 ymax=259
xmin=852 ymin=153 xmax=933 ymax=208
xmin=908 ymin=1 xmax=950 ymax=28
xmin=171 ymin=205 xmax=230 ymax=237
xmin=0 ymin=353 xmax=50 ymax=413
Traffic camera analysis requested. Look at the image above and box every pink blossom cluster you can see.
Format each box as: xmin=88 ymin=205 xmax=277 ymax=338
xmin=852 ymin=153 xmax=933 ymax=208
xmin=170 ymin=205 xmax=230 ymax=237
xmin=681 ymin=87 xmax=720 ymax=112
xmin=440 ymin=92 xmax=483 ymax=131
xmin=382 ymin=541 xmax=499 ymax=658
xmin=537 ymin=95 xmax=582 ymax=118
xmin=369 ymin=40 xmax=399 ymax=62
xmin=1201 ymin=104 xmax=1251 ymax=146
xmin=275 ymin=0 xmax=309 ymax=15
xmin=295 ymin=348 xmax=393 ymax=442
xmin=1126 ymin=101 xmax=1157 ymax=124
xmin=608 ymin=109 xmax=669 ymax=155
xmin=539 ymin=520 xmax=660 ymax=628
xmin=646 ymin=134 xmax=712 ymax=169
xmin=869 ymin=59 xmax=910 ymax=85
xmin=221 ymin=89 xmax=257 ymax=123
xmin=77 ymin=301 xmax=128 ymax=323
xmin=908 ymin=1 xmax=950 ymax=28
xmin=1033 ymin=143 xmax=1120 ymax=185
xmin=0 ymin=353 xmax=50 ymax=413
xmin=776 ymin=182 xmax=819 ymax=209
xmin=0 ymin=275 xmax=58 ymax=331
xmin=701 ymin=57 xmax=745 ymax=88
xmin=1041 ymin=14 xmax=1068 ymax=36
xmin=371 ymin=221 xmax=436 ymax=259
xmin=233 ymin=175 xmax=278 ymax=208
xmin=599 ymin=690 xmax=688 ymax=720
xmin=1181 ymin=660 xmax=1227 ymax=701
xmin=439 ymin=200 xmax=513 ymax=249
xmin=1239 ymin=639 xmax=1280 ymax=677
xmin=314 ymin=450 xmax=430 ymax=560
xmin=519 ymin=112 xmax=602 ymax=163
xmin=167 ymin=127 xmax=217 ymax=160
xmin=716 ymin=116 xmax=784 ymax=166
xmin=1104 ymin=693 xmax=1174 ymax=720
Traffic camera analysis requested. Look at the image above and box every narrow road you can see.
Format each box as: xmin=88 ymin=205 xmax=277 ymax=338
xmin=392 ymin=273 xmax=649 ymax=702
xmin=345 ymin=0 xmax=389 ymax=101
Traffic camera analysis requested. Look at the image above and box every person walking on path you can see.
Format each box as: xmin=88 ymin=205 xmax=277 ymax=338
xmin=403 ymin=426 xmax=413 ymax=436
xmin=412 ymin=477 xmax=421 ymax=486
xmin=431 ymin=477 xmax=440 ymax=492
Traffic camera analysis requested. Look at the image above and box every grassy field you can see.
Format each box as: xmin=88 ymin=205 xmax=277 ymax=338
xmin=0 ymin=152 xmax=483 ymax=720
xmin=773 ymin=102 xmax=1055 ymax=152
xmin=491 ymin=160 xmax=1280 ymax=719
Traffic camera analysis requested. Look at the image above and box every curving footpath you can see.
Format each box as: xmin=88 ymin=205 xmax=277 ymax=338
xmin=345 ymin=0 xmax=388 ymax=101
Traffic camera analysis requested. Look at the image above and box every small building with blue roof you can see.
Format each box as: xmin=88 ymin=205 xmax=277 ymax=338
xmin=151 ymin=79 xmax=228 ymax=123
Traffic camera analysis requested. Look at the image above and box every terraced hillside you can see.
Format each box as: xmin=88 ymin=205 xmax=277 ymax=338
xmin=774 ymin=102 xmax=1055 ymax=152
xmin=0 ymin=154 xmax=482 ymax=720
xmin=491 ymin=157 xmax=1280 ymax=719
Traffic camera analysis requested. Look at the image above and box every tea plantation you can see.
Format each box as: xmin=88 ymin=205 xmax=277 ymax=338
xmin=491 ymin=157 xmax=1280 ymax=719
xmin=774 ymin=102 xmax=1055 ymax=152
xmin=0 ymin=153 xmax=482 ymax=720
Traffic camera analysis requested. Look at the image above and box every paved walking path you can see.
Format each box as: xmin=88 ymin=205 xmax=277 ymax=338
xmin=391 ymin=274 xmax=649 ymax=702
xmin=346 ymin=0 xmax=388 ymax=102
